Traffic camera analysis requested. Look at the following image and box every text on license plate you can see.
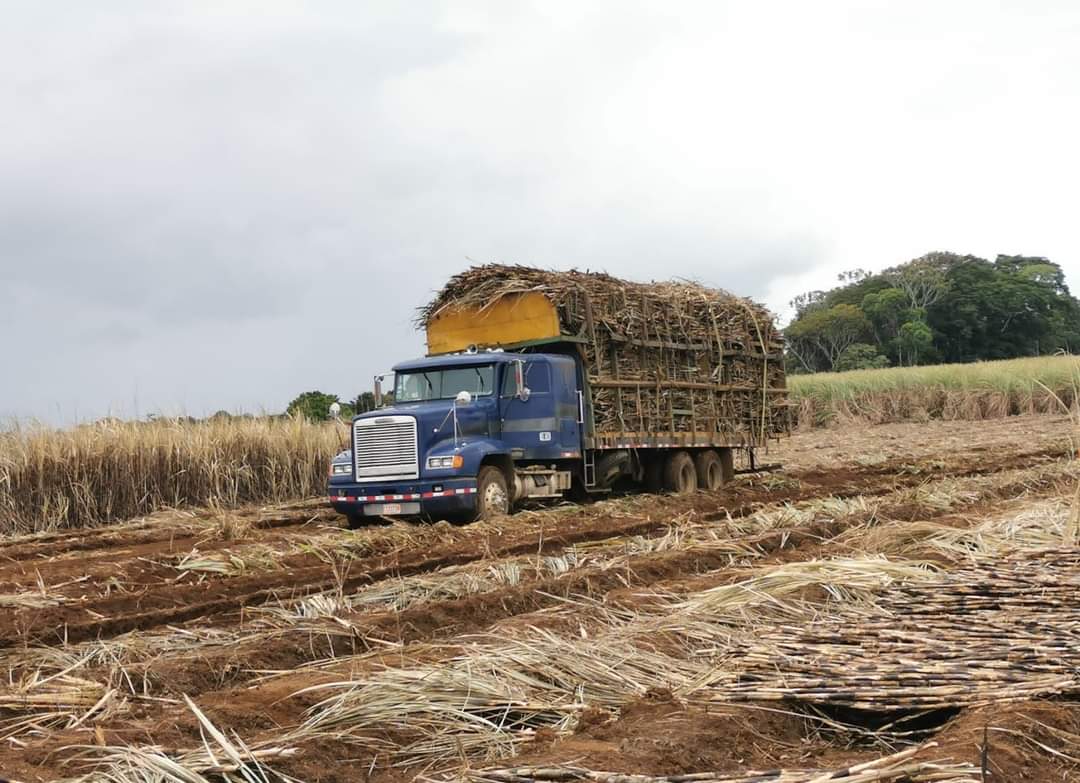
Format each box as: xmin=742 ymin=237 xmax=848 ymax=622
xmin=363 ymin=502 xmax=420 ymax=516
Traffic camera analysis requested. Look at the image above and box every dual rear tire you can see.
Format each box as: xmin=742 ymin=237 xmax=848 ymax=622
xmin=660 ymin=449 xmax=730 ymax=494
xmin=663 ymin=451 xmax=699 ymax=494
xmin=694 ymin=450 xmax=726 ymax=491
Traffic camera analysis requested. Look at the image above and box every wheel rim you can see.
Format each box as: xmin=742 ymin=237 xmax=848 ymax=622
xmin=483 ymin=481 xmax=509 ymax=514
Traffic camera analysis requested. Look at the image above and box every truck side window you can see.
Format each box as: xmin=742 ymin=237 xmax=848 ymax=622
xmin=503 ymin=362 xmax=550 ymax=397
xmin=525 ymin=362 xmax=550 ymax=394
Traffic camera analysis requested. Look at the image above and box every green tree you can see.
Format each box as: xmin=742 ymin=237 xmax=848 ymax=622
xmin=884 ymin=252 xmax=956 ymax=310
xmin=898 ymin=319 xmax=934 ymax=365
xmin=837 ymin=268 xmax=872 ymax=284
xmin=789 ymin=290 xmax=827 ymax=319
xmin=995 ymin=255 xmax=1069 ymax=295
xmin=788 ymin=250 xmax=1079 ymax=371
xmin=927 ymin=255 xmax=1078 ymax=361
xmin=834 ymin=343 xmax=891 ymax=372
xmin=861 ymin=288 xmax=910 ymax=361
xmin=351 ymin=392 xmax=378 ymax=413
xmin=785 ymin=304 xmax=872 ymax=371
xmin=287 ymin=391 xmax=343 ymax=421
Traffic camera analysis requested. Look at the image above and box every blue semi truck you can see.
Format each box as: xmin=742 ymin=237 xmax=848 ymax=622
xmin=328 ymin=266 xmax=788 ymax=525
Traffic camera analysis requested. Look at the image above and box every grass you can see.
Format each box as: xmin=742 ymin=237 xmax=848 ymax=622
xmin=0 ymin=416 xmax=343 ymax=534
xmin=2 ymin=355 xmax=1075 ymax=535
xmin=789 ymin=354 xmax=1080 ymax=426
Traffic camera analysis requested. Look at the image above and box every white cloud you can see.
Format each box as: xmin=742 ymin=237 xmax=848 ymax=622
xmin=1 ymin=1 xmax=1077 ymax=421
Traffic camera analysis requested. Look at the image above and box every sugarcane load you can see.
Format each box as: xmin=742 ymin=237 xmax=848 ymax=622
xmin=328 ymin=264 xmax=791 ymax=525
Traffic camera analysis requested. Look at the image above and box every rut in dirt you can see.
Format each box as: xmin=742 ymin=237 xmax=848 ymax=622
xmin=0 ymin=444 xmax=1067 ymax=650
xmin=8 ymin=451 xmax=1072 ymax=708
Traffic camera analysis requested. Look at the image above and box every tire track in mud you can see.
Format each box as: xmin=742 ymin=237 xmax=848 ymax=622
xmin=0 ymin=445 xmax=1068 ymax=649
xmin=178 ymin=454 xmax=1080 ymax=684
xmin=0 ymin=450 xmax=1073 ymax=782
xmin=25 ymin=450 xmax=1076 ymax=696
xmin=0 ymin=503 xmax=334 ymax=564
xmin=0 ymin=506 xmax=740 ymax=648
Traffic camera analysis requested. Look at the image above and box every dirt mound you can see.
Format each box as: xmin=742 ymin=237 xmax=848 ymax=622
xmin=933 ymin=700 xmax=1080 ymax=781
xmin=523 ymin=693 xmax=811 ymax=775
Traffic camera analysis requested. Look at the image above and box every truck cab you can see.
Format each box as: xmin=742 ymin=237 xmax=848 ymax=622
xmin=328 ymin=351 xmax=582 ymax=525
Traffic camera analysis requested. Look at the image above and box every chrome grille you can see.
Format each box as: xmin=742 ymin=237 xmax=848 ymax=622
xmin=353 ymin=415 xmax=419 ymax=482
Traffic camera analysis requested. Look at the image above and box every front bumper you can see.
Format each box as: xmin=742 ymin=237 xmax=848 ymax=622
xmin=328 ymin=476 xmax=478 ymax=519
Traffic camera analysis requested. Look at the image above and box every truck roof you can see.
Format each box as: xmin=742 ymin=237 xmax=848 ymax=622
xmin=392 ymin=351 xmax=531 ymax=372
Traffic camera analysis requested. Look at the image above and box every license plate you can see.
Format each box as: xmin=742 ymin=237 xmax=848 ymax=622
xmin=363 ymin=502 xmax=420 ymax=516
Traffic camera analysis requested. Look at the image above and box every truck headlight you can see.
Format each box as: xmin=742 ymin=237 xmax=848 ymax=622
xmin=330 ymin=463 xmax=352 ymax=476
xmin=426 ymin=455 xmax=464 ymax=470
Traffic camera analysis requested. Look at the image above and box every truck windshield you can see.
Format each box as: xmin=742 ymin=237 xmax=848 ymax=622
xmin=394 ymin=365 xmax=495 ymax=402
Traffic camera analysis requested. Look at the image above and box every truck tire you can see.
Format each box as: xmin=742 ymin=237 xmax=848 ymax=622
xmin=346 ymin=513 xmax=365 ymax=530
xmin=694 ymin=450 xmax=725 ymax=491
xmin=474 ymin=466 xmax=511 ymax=520
xmin=663 ymin=451 xmax=697 ymax=495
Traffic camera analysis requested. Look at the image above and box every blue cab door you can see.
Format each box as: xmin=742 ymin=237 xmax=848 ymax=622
xmin=500 ymin=356 xmax=580 ymax=459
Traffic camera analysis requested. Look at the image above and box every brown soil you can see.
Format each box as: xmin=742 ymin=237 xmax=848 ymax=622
xmin=0 ymin=414 xmax=1076 ymax=783
xmin=932 ymin=700 xmax=1080 ymax=781
xmin=516 ymin=692 xmax=815 ymax=775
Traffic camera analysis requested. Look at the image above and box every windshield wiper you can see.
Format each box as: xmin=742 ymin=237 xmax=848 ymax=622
xmin=473 ymin=367 xmax=487 ymax=393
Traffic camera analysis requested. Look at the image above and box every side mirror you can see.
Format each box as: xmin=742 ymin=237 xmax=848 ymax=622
xmin=329 ymin=402 xmax=341 ymax=420
xmin=455 ymin=390 xmax=472 ymax=405
xmin=513 ymin=360 xmax=531 ymax=401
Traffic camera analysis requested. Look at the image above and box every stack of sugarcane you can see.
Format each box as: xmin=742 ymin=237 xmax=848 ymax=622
xmin=445 ymin=743 xmax=979 ymax=783
xmin=699 ymin=548 xmax=1080 ymax=710
xmin=419 ymin=265 xmax=789 ymax=445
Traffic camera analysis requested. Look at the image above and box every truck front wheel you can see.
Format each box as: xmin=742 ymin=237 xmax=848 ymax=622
xmin=474 ymin=466 xmax=511 ymax=520
xmin=663 ymin=451 xmax=697 ymax=495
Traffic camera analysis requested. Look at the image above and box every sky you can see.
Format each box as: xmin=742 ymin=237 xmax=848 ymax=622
xmin=2 ymin=1 xmax=1078 ymax=422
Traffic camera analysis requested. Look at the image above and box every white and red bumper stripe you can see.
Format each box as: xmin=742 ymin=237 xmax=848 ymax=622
xmin=330 ymin=487 xmax=477 ymax=503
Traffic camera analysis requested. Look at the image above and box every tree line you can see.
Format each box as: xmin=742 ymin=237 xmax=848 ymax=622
xmin=284 ymin=390 xmax=396 ymax=421
xmin=784 ymin=252 xmax=1079 ymax=373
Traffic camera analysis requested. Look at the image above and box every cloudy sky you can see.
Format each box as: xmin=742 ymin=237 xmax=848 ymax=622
xmin=3 ymin=1 xmax=1078 ymax=422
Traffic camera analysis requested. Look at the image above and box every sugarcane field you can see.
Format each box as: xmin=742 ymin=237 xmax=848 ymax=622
xmin=6 ymin=5 xmax=1080 ymax=783
xmin=1 ymin=408 xmax=1079 ymax=782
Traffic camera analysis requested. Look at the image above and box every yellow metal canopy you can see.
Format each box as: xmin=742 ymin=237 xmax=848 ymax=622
xmin=425 ymin=291 xmax=562 ymax=355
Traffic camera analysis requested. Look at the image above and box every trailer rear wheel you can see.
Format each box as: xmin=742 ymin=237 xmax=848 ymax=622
xmin=474 ymin=466 xmax=511 ymax=520
xmin=694 ymin=450 xmax=725 ymax=491
xmin=663 ymin=451 xmax=697 ymax=494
